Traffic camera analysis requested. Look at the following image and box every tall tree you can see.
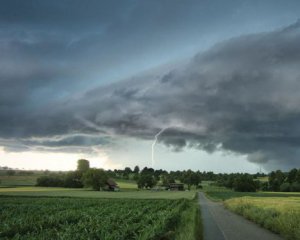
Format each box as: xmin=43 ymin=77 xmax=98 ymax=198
xmin=233 ymin=174 xmax=257 ymax=192
xmin=82 ymin=168 xmax=108 ymax=191
xmin=269 ymin=170 xmax=285 ymax=191
xmin=137 ymin=174 xmax=157 ymax=189
xmin=287 ymin=168 xmax=298 ymax=184
xmin=133 ymin=165 xmax=140 ymax=174
xmin=64 ymin=171 xmax=83 ymax=188
xmin=123 ymin=167 xmax=132 ymax=179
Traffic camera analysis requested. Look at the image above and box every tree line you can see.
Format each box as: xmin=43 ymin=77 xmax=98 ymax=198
xmin=36 ymin=160 xmax=110 ymax=190
xmin=267 ymin=169 xmax=300 ymax=192
xmin=0 ymin=170 xmax=35 ymax=176
xmin=214 ymin=169 xmax=300 ymax=192
xmin=36 ymin=159 xmax=300 ymax=192
xmin=36 ymin=160 xmax=202 ymax=190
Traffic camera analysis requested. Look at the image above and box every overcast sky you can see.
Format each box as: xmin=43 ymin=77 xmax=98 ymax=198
xmin=1 ymin=0 xmax=300 ymax=172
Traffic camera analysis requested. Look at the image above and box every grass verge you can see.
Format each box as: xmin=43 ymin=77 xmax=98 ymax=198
xmin=224 ymin=197 xmax=300 ymax=240
xmin=203 ymin=185 xmax=300 ymax=201
xmin=175 ymin=196 xmax=203 ymax=240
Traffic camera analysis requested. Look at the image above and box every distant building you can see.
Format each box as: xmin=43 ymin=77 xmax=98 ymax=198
xmin=105 ymin=178 xmax=119 ymax=191
xmin=168 ymin=183 xmax=184 ymax=191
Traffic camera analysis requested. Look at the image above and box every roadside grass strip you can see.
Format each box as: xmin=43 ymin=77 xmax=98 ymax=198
xmin=225 ymin=197 xmax=300 ymax=240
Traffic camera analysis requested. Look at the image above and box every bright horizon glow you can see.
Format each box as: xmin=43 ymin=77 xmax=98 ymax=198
xmin=0 ymin=147 xmax=120 ymax=171
xmin=0 ymin=144 xmax=262 ymax=173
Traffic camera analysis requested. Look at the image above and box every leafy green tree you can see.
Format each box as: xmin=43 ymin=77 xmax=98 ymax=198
xmin=133 ymin=173 xmax=140 ymax=182
xmin=77 ymin=159 xmax=90 ymax=172
xmin=233 ymin=174 xmax=257 ymax=192
xmin=64 ymin=171 xmax=83 ymax=188
xmin=290 ymin=182 xmax=300 ymax=192
xmin=133 ymin=166 xmax=140 ymax=174
xmin=280 ymin=182 xmax=291 ymax=192
xmin=269 ymin=170 xmax=285 ymax=191
xmin=82 ymin=168 xmax=108 ymax=191
xmin=181 ymin=170 xmax=201 ymax=190
xmin=296 ymin=169 xmax=300 ymax=183
xmin=260 ymin=181 xmax=270 ymax=191
xmin=287 ymin=168 xmax=298 ymax=184
xmin=123 ymin=167 xmax=132 ymax=179
xmin=180 ymin=170 xmax=192 ymax=190
xmin=137 ymin=174 xmax=157 ymax=189
xmin=161 ymin=174 xmax=175 ymax=186
xmin=191 ymin=171 xmax=201 ymax=187
xmin=154 ymin=169 xmax=167 ymax=181
xmin=36 ymin=174 xmax=64 ymax=187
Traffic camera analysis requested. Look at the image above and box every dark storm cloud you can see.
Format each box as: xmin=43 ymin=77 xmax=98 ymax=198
xmin=0 ymin=134 xmax=110 ymax=154
xmin=25 ymin=134 xmax=110 ymax=147
xmin=1 ymin=1 xmax=300 ymax=170
xmin=0 ymin=0 xmax=220 ymax=138
xmin=57 ymin=21 xmax=300 ymax=170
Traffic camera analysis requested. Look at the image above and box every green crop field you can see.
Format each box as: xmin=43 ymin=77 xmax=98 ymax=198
xmin=225 ymin=197 xmax=300 ymax=240
xmin=0 ymin=196 xmax=201 ymax=240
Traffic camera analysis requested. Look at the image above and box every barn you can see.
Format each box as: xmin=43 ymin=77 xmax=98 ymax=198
xmin=168 ymin=183 xmax=184 ymax=191
xmin=105 ymin=178 xmax=119 ymax=191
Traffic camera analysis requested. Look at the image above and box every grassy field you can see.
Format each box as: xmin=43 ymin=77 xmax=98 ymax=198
xmin=176 ymin=199 xmax=202 ymax=240
xmin=0 ymin=186 xmax=196 ymax=199
xmin=116 ymin=179 xmax=138 ymax=189
xmin=0 ymin=175 xmax=41 ymax=186
xmin=203 ymin=185 xmax=300 ymax=201
xmin=0 ymin=174 xmax=138 ymax=189
xmin=225 ymin=197 xmax=300 ymax=240
xmin=206 ymin=190 xmax=300 ymax=201
xmin=257 ymin=176 xmax=269 ymax=182
xmin=0 ymin=196 xmax=201 ymax=240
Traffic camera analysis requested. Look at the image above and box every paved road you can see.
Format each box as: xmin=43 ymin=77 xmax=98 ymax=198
xmin=198 ymin=192 xmax=283 ymax=240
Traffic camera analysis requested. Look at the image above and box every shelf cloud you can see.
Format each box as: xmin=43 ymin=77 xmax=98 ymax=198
xmin=1 ymin=19 xmax=300 ymax=170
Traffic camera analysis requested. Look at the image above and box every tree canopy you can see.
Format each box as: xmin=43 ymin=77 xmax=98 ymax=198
xmin=82 ymin=168 xmax=108 ymax=191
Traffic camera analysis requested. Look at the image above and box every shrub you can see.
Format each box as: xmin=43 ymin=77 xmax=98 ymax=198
xmin=233 ymin=175 xmax=257 ymax=192
xmin=290 ymin=182 xmax=300 ymax=192
xmin=63 ymin=171 xmax=83 ymax=188
xmin=36 ymin=175 xmax=64 ymax=187
xmin=279 ymin=183 xmax=291 ymax=192
xmin=82 ymin=168 xmax=108 ymax=191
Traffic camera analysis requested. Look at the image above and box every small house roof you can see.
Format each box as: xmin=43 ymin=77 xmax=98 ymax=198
xmin=106 ymin=178 xmax=118 ymax=187
xmin=169 ymin=183 xmax=184 ymax=186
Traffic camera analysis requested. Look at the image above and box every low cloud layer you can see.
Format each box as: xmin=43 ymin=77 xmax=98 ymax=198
xmin=1 ymin=21 xmax=300 ymax=170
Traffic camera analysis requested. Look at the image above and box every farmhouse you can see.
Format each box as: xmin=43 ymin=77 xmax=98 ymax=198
xmin=105 ymin=178 xmax=119 ymax=191
xmin=168 ymin=183 xmax=184 ymax=191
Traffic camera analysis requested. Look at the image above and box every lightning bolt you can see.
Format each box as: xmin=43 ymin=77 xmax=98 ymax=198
xmin=151 ymin=128 xmax=167 ymax=168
